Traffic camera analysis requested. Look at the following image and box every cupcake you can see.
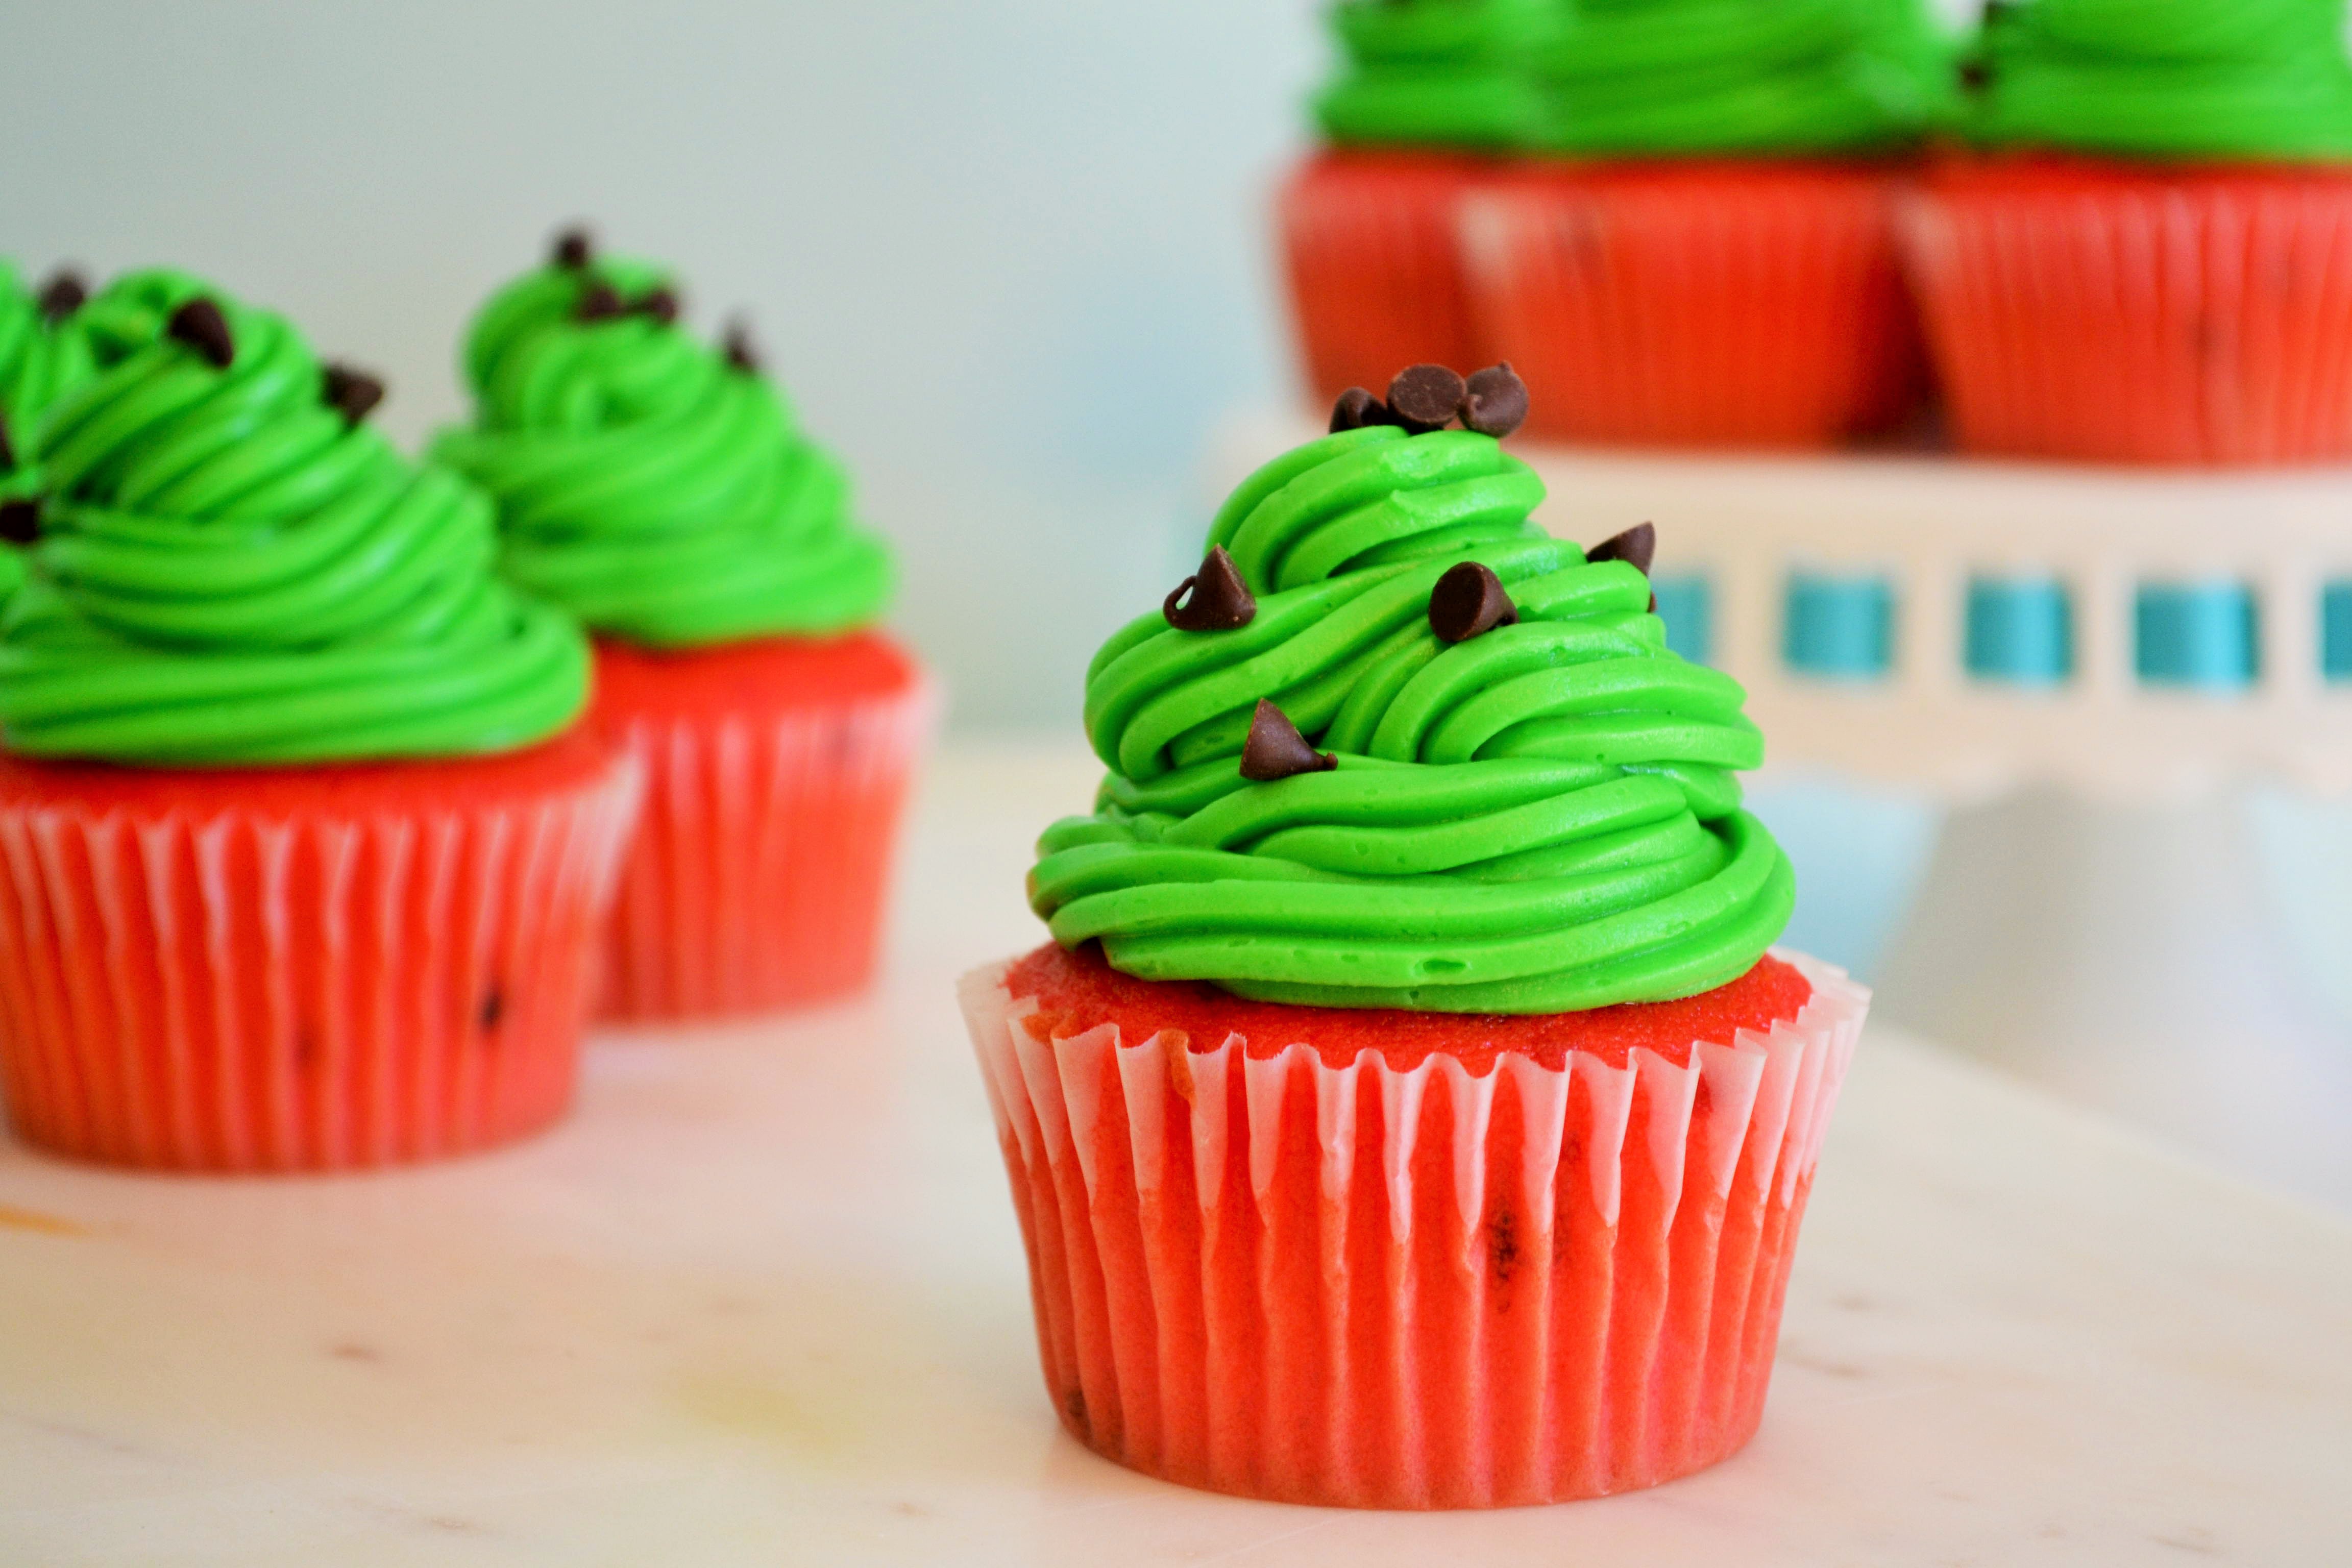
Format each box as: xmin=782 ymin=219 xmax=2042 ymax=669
xmin=438 ymin=232 xmax=928 ymax=1022
xmin=1283 ymin=2 xmax=1559 ymax=406
xmin=0 ymin=271 xmax=633 ymax=1172
xmin=1462 ymin=0 xmax=1951 ymax=446
xmin=1903 ymin=0 xmax=2352 ymax=463
xmin=961 ymin=364 xmax=1869 ymax=1508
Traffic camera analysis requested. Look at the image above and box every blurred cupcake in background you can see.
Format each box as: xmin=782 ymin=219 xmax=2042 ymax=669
xmin=1283 ymin=1 xmax=1560 ymax=405
xmin=1905 ymin=0 xmax=2352 ymax=464
xmin=0 ymin=271 xmax=632 ymax=1172
xmin=1464 ymin=0 xmax=1952 ymax=447
xmin=439 ymin=231 xmax=930 ymax=1023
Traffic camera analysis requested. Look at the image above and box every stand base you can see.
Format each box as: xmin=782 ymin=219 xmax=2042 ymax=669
xmin=1875 ymin=788 xmax=2352 ymax=1211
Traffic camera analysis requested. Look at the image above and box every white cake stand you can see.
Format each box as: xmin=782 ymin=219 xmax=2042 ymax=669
xmin=1211 ymin=413 xmax=2352 ymax=1208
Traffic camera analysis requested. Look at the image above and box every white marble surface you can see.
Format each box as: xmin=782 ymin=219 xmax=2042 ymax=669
xmin=1 ymin=742 xmax=2347 ymax=1566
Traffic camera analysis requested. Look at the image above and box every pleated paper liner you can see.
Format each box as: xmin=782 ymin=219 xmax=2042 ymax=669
xmin=1281 ymin=149 xmax=1499 ymax=408
xmin=0 ymin=727 xmax=639 ymax=1173
xmin=593 ymin=631 xmax=932 ymax=1023
xmin=1461 ymin=159 xmax=1927 ymax=448
xmin=962 ymin=947 xmax=1868 ymax=1509
xmin=1901 ymin=154 xmax=2352 ymax=464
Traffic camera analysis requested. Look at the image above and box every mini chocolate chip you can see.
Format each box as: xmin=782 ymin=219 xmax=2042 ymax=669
xmin=722 ymin=318 xmax=761 ymax=374
xmin=1583 ymin=521 xmax=1656 ymax=578
xmin=1387 ymin=363 xmax=1467 ymax=433
xmin=167 ymin=297 xmax=235 ymax=369
xmin=321 ymin=363 xmax=386 ymax=426
xmin=0 ymin=412 xmax=13 ymax=472
xmin=1239 ymin=699 xmax=1336 ymax=782
xmin=0 ymin=497 xmax=40 ymax=546
xmin=36 ymin=268 xmax=88 ymax=322
xmin=551 ymin=226 xmax=594 ymax=270
xmin=1957 ymin=57 xmax=1994 ymax=93
xmin=1429 ymin=561 xmax=1517 ymax=643
xmin=1330 ymin=386 xmax=1387 ymax=433
xmin=576 ymin=281 xmax=626 ymax=323
xmin=635 ymin=286 xmax=679 ymax=325
xmin=1163 ymin=544 xmax=1257 ymax=631
xmin=1462 ymin=361 xmax=1530 ymax=438
xmin=479 ymin=987 xmax=505 ymax=1032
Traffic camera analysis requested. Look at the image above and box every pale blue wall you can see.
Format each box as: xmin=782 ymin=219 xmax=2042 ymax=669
xmin=0 ymin=1 xmax=1328 ymax=728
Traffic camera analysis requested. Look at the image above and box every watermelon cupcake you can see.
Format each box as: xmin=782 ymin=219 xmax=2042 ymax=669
xmin=1904 ymin=0 xmax=2352 ymax=463
xmin=961 ymin=364 xmax=1869 ymax=1508
xmin=1461 ymin=0 xmax=1952 ymax=446
xmin=0 ymin=271 xmax=632 ymax=1172
xmin=1283 ymin=1 xmax=1558 ymax=406
xmin=438 ymin=231 xmax=929 ymax=1022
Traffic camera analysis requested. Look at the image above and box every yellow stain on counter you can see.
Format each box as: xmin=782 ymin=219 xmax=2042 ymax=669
xmin=0 ymin=1203 xmax=87 ymax=1237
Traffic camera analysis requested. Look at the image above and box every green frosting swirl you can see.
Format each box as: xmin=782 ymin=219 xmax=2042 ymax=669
xmin=0 ymin=261 xmax=98 ymax=499
xmin=1316 ymin=1 xmax=1558 ymax=149
xmin=436 ymin=255 xmax=893 ymax=648
xmin=0 ymin=271 xmax=590 ymax=767
xmin=1028 ymin=425 xmax=1796 ymax=1013
xmin=1969 ymin=0 xmax=2352 ymax=160
xmin=1532 ymin=0 xmax=1954 ymax=156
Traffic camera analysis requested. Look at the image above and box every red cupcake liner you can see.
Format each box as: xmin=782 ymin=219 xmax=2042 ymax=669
xmin=594 ymin=632 xmax=932 ymax=1022
xmin=1461 ymin=160 xmax=1926 ymax=447
xmin=961 ymin=949 xmax=1868 ymax=1509
xmin=1281 ymin=149 xmax=1497 ymax=407
xmin=0 ymin=729 xmax=639 ymax=1172
xmin=1901 ymin=155 xmax=2352 ymax=464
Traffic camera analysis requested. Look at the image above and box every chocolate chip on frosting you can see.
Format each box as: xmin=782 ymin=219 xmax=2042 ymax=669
xmin=1163 ymin=544 xmax=1257 ymax=631
xmin=551 ymin=227 xmax=594 ymax=270
xmin=722 ymin=320 xmax=761 ymax=374
xmin=576 ymin=281 xmax=626 ymax=323
xmin=36 ymin=268 xmax=88 ymax=323
xmin=635 ymin=286 xmax=680 ymax=325
xmin=1462 ymin=362 xmax=1530 ymax=438
xmin=1387 ymin=363 xmax=1467 ymax=434
xmin=1963 ymin=0 xmax=2010 ymax=89
xmin=1584 ymin=522 xmax=1659 ymax=611
xmin=322 ymin=363 xmax=386 ymax=426
xmin=0 ymin=412 xmax=13 ymax=472
xmin=1583 ymin=522 xmax=1656 ymax=577
xmin=166 ymin=298 xmax=235 ymax=369
xmin=1240 ymin=699 xmax=1336 ymax=782
xmin=0 ymin=497 xmax=40 ymax=546
xmin=1330 ymin=386 xmax=1390 ymax=433
xmin=1429 ymin=561 xmax=1517 ymax=643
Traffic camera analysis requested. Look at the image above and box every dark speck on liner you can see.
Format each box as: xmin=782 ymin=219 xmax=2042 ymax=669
xmin=1487 ymin=1208 xmax=1520 ymax=1287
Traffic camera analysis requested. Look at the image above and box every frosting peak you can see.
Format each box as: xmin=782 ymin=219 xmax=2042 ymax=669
xmin=437 ymin=241 xmax=894 ymax=648
xmin=1315 ymin=0 xmax=1557 ymax=149
xmin=1968 ymin=0 xmax=2352 ymax=160
xmin=0 ymin=270 xmax=589 ymax=766
xmin=0 ymin=261 xmax=100 ymax=502
xmin=1532 ymin=0 xmax=1955 ymax=156
xmin=1031 ymin=388 xmax=1795 ymax=1013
